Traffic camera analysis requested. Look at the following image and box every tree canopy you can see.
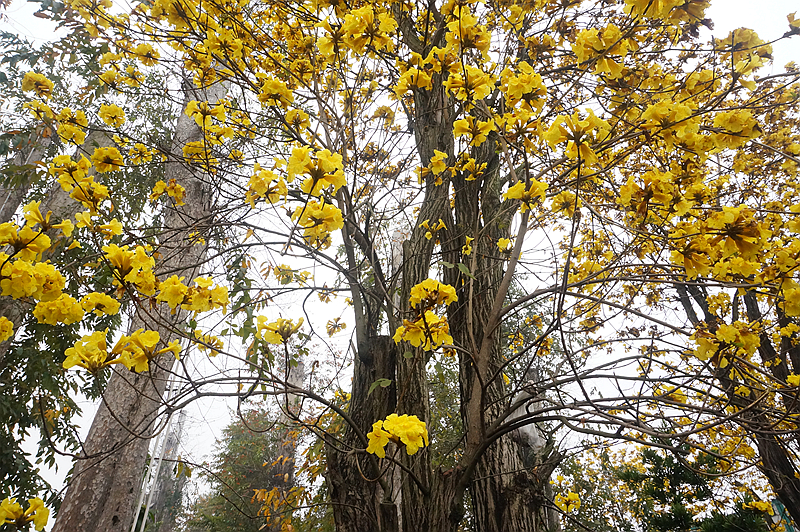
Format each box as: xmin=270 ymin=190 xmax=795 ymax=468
xmin=1 ymin=0 xmax=800 ymax=531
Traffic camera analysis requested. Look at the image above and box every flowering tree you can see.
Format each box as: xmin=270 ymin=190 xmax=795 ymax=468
xmin=2 ymin=0 xmax=800 ymax=531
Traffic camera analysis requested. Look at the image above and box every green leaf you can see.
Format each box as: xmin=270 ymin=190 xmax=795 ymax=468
xmin=457 ymin=263 xmax=476 ymax=279
xmin=440 ymin=260 xmax=454 ymax=268
xmin=403 ymin=351 xmax=414 ymax=359
xmin=368 ymin=378 xmax=392 ymax=396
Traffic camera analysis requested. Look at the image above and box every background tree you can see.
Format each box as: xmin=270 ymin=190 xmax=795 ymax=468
xmin=183 ymin=407 xmax=282 ymax=532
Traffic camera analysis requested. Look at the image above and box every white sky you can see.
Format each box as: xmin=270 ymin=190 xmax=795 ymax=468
xmin=1 ymin=0 xmax=798 ymax=528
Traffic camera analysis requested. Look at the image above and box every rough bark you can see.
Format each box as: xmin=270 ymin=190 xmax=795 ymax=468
xmin=327 ymin=335 xmax=398 ymax=532
xmin=0 ymin=126 xmax=52 ymax=223
xmin=52 ymin=81 xmax=225 ymax=532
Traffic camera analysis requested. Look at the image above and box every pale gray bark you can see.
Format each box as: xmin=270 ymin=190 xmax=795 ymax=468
xmin=0 ymin=127 xmax=52 ymax=223
xmin=52 ymin=81 xmax=226 ymax=532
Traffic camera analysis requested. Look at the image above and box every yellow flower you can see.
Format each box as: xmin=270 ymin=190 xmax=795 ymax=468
xmin=551 ymin=191 xmax=580 ymax=217
xmin=0 ymin=497 xmax=50 ymax=530
xmin=299 ymin=149 xmax=346 ymax=196
xmin=409 ymin=279 xmax=458 ymax=308
xmin=22 ymin=72 xmax=54 ymax=99
xmin=193 ymin=330 xmax=223 ymax=356
xmin=64 ymin=330 xmax=116 ymax=373
xmin=156 ymin=275 xmax=189 ymax=310
xmin=22 ymin=200 xmax=50 ymax=228
xmin=133 ymin=43 xmax=160 ymax=66
xmin=503 ymin=180 xmax=548 ymax=212
xmin=23 ymin=100 xmax=54 ymax=120
xmin=462 ymin=236 xmax=474 ymax=256
xmin=247 ymin=165 xmax=287 ymax=206
xmin=743 ymin=500 xmax=774 ymax=515
xmin=366 ymin=420 xmax=391 ymax=458
xmin=497 ymin=238 xmax=512 ymax=252
xmin=444 ymin=65 xmax=494 ymax=102
xmin=33 ymin=294 xmax=85 ymax=325
xmin=291 ymin=199 xmax=344 ymax=249
xmin=258 ymin=77 xmax=293 ymax=108
xmin=555 ymin=491 xmax=581 ymax=512
xmin=382 ymin=413 xmax=429 ymax=455
xmin=393 ymin=311 xmax=453 ymax=351
xmin=98 ymin=103 xmax=126 ymax=127
xmin=453 ymin=116 xmax=495 ymax=147
xmin=52 ymin=218 xmax=74 ymax=237
xmin=429 ymin=150 xmax=448 ymax=176
xmin=91 ymin=146 xmax=124 ymax=173
xmin=342 ymin=5 xmax=397 ymax=54
xmin=81 ymin=292 xmax=121 ymax=315
xmin=113 ymin=329 xmax=161 ymax=372
xmin=0 ymin=316 xmax=13 ymax=342
xmin=257 ymin=316 xmax=304 ymax=344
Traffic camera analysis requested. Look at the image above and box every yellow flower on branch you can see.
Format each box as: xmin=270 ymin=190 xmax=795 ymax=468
xmin=366 ymin=420 xmax=391 ymax=458
xmin=291 ymin=199 xmax=344 ymax=249
xmin=366 ymin=414 xmax=429 ymax=458
xmin=555 ymin=491 xmax=581 ymax=512
xmin=257 ymin=316 xmax=304 ymax=345
xmin=33 ymin=294 xmax=85 ymax=325
xmin=63 ymin=330 xmax=116 ymax=373
xmin=91 ymin=146 xmax=124 ymax=173
xmin=81 ymin=292 xmax=120 ymax=315
xmin=409 ymin=278 xmax=457 ymax=309
xmin=99 ymin=103 xmax=126 ymax=127
xmin=0 ymin=496 xmax=50 ymax=531
xmin=503 ymin=179 xmax=548 ymax=212
xmin=0 ymin=316 xmax=13 ymax=342
xmin=392 ymin=310 xmax=453 ymax=351
xmin=21 ymin=72 xmax=54 ymax=99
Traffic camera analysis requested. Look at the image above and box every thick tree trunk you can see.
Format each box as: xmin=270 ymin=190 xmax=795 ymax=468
xmin=0 ymin=126 xmax=51 ymax=223
xmin=52 ymin=81 xmax=225 ymax=532
xmin=327 ymin=335 xmax=398 ymax=532
xmin=754 ymin=433 xmax=800 ymax=525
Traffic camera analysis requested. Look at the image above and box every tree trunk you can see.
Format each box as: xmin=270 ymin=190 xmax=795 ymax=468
xmin=327 ymin=335 xmax=398 ymax=532
xmin=0 ymin=126 xmax=52 ymax=223
xmin=52 ymin=81 xmax=225 ymax=532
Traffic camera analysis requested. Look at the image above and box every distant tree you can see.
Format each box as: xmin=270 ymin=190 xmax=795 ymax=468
xmin=182 ymin=407 xmax=284 ymax=532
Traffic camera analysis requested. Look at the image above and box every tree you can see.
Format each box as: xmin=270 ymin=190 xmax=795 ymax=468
xmin=3 ymin=0 xmax=800 ymax=532
xmin=183 ymin=407 xmax=283 ymax=532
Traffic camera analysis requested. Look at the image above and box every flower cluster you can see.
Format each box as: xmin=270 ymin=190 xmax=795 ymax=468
xmin=0 ymin=497 xmax=50 ymax=531
xmin=156 ymin=275 xmax=229 ymax=315
xmin=256 ymin=316 xmax=304 ymax=345
xmin=392 ymin=310 xmax=453 ymax=351
xmin=291 ymin=199 xmax=344 ymax=249
xmin=63 ymin=328 xmax=180 ymax=374
xmin=246 ymin=163 xmax=287 ymax=207
xmin=555 ymin=491 xmax=581 ymax=512
xmin=33 ymin=294 xmax=84 ymax=325
xmin=393 ymin=279 xmax=457 ymax=351
xmin=366 ymin=413 xmax=429 ymax=458
xmin=149 ymin=179 xmax=186 ymax=205
xmin=0 ymin=317 xmax=13 ymax=343
xmin=102 ymin=244 xmax=157 ymax=295
xmin=0 ymin=253 xmax=65 ymax=301
xmin=408 ymin=278 xmax=457 ymax=308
